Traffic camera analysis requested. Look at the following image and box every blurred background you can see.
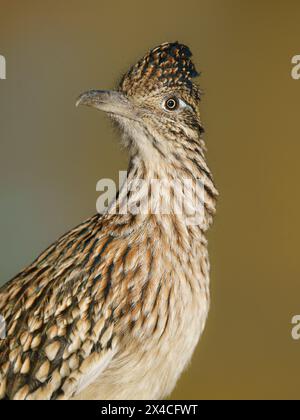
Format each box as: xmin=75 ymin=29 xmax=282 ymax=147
xmin=0 ymin=0 xmax=300 ymax=399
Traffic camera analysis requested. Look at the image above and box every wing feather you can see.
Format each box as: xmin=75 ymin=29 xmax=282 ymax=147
xmin=0 ymin=215 xmax=125 ymax=400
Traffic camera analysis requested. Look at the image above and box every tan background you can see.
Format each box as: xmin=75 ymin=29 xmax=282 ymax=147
xmin=0 ymin=0 xmax=299 ymax=399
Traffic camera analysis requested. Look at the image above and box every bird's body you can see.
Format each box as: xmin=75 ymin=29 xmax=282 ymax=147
xmin=0 ymin=42 xmax=217 ymax=400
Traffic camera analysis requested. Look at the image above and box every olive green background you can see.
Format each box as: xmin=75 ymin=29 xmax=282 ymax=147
xmin=0 ymin=0 xmax=299 ymax=400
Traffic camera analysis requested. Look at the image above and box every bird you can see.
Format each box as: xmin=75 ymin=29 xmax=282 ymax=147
xmin=0 ymin=42 xmax=218 ymax=400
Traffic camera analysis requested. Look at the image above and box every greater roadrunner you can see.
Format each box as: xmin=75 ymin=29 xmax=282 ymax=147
xmin=0 ymin=42 xmax=218 ymax=400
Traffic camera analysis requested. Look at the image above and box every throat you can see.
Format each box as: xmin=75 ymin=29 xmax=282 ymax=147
xmin=109 ymin=149 xmax=218 ymax=233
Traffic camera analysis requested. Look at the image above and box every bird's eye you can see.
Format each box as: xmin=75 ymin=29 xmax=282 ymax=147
xmin=164 ymin=97 xmax=179 ymax=111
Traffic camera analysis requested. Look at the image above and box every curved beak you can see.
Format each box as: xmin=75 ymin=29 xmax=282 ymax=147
xmin=76 ymin=90 xmax=137 ymax=121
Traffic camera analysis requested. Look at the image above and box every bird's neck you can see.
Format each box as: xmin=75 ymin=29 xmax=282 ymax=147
xmin=109 ymin=138 xmax=218 ymax=234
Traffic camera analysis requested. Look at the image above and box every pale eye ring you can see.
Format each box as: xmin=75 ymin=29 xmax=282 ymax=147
xmin=164 ymin=97 xmax=179 ymax=111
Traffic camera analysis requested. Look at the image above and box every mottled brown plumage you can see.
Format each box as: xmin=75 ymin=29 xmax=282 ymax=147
xmin=120 ymin=43 xmax=200 ymax=100
xmin=0 ymin=42 xmax=218 ymax=400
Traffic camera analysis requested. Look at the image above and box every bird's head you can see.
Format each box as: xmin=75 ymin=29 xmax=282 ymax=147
xmin=77 ymin=42 xmax=204 ymax=164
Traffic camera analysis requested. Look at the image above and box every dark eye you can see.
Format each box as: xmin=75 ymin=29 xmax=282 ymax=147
xmin=164 ymin=97 xmax=179 ymax=111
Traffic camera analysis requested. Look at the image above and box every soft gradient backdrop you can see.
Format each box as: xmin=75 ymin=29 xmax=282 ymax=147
xmin=0 ymin=0 xmax=299 ymax=399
